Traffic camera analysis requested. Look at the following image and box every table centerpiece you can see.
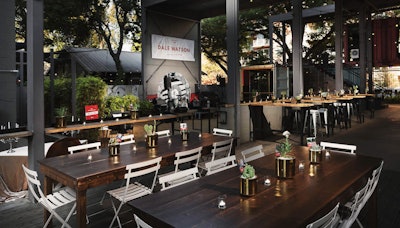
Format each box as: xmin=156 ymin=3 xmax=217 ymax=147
xmin=240 ymin=164 xmax=257 ymax=196
xmin=144 ymin=120 xmax=158 ymax=148
xmin=275 ymin=131 xmax=296 ymax=178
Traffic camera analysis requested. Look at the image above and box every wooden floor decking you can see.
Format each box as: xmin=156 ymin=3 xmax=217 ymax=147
xmin=1 ymin=105 xmax=400 ymax=227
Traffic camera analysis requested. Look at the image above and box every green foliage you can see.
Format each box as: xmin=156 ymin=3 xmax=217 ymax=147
xmin=54 ymin=107 xmax=68 ymax=117
xmin=139 ymin=100 xmax=154 ymax=116
xmin=103 ymin=96 xmax=125 ymax=117
xmin=123 ymin=94 xmax=140 ymax=111
xmin=144 ymin=120 xmax=156 ymax=136
xmin=276 ymin=131 xmax=292 ymax=157
xmin=44 ymin=76 xmax=72 ymax=124
xmin=76 ymin=76 xmax=108 ymax=120
xmin=384 ymin=96 xmax=400 ymax=104
xmin=241 ymin=164 xmax=256 ymax=179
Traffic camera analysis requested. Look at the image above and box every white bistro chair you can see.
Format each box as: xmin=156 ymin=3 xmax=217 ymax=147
xmin=198 ymin=138 xmax=233 ymax=176
xmin=212 ymin=128 xmax=233 ymax=136
xmin=158 ymin=146 xmax=202 ymax=191
xmin=67 ymin=142 xmax=101 ymax=154
xmin=155 ymin=130 xmax=170 ymax=138
xmin=22 ymin=164 xmax=77 ymax=228
xmin=306 ymin=203 xmax=340 ymax=228
xmin=204 ymin=155 xmax=237 ymax=176
xmin=134 ymin=214 xmax=152 ymax=228
xmin=320 ymin=141 xmax=357 ymax=154
xmin=241 ymin=145 xmax=264 ymax=163
xmin=119 ymin=134 xmax=135 ymax=145
xmin=339 ymin=178 xmax=372 ymax=228
xmin=107 ymin=157 xmax=162 ymax=228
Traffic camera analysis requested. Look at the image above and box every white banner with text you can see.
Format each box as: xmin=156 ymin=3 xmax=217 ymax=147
xmin=151 ymin=34 xmax=195 ymax=61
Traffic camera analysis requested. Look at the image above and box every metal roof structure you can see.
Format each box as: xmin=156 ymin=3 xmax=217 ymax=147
xmin=144 ymin=0 xmax=400 ymax=21
xmin=66 ymin=47 xmax=141 ymax=73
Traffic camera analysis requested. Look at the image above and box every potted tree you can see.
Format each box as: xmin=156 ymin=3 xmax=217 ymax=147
xmin=54 ymin=107 xmax=68 ymax=128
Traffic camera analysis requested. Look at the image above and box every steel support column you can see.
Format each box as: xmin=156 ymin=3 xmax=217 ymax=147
xmin=27 ymin=0 xmax=45 ymax=172
xmin=226 ymin=0 xmax=240 ymax=139
xmin=335 ymin=0 xmax=344 ymax=90
xmin=292 ymin=0 xmax=303 ymax=96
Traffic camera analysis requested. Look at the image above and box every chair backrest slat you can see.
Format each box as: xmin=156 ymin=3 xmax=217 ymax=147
xmin=320 ymin=141 xmax=357 ymax=154
xmin=67 ymin=142 xmax=101 ymax=154
xmin=241 ymin=145 xmax=264 ymax=163
xmin=205 ymin=155 xmax=237 ymax=176
xmin=174 ymin=146 xmax=202 ymax=172
xmin=156 ymin=130 xmax=170 ymax=138
xmin=212 ymin=128 xmax=233 ymax=136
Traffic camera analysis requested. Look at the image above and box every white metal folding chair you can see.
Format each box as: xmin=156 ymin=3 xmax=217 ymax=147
xmin=320 ymin=141 xmax=357 ymax=154
xmin=134 ymin=214 xmax=152 ymax=228
xmin=339 ymin=179 xmax=372 ymax=228
xmin=198 ymin=138 xmax=233 ymax=175
xmin=119 ymin=134 xmax=135 ymax=145
xmin=205 ymin=155 xmax=237 ymax=176
xmin=365 ymin=161 xmax=384 ymax=203
xmin=158 ymin=146 xmax=202 ymax=190
xmin=241 ymin=145 xmax=264 ymax=163
xmin=306 ymin=202 xmax=340 ymax=228
xmin=67 ymin=142 xmax=101 ymax=154
xmin=22 ymin=164 xmax=77 ymax=228
xmin=107 ymin=157 xmax=162 ymax=228
xmin=159 ymin=167 xmax=200 ymax=191
xmin=212 ymin=128 xmax=233 ymax=136
xmin=156 ymin=130 xmax=170 ymax=138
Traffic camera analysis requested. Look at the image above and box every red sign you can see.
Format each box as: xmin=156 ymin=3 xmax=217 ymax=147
xmin=85 ymin=105 xmax=99 ymax=120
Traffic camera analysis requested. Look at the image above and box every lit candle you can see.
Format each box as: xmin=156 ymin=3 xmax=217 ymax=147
xmin=299 ymin=162 xmax=305 ymax=171
xmin=168 ymin=138 xmax=172 ymax=144
xmin=325 ymin=150 xmax=331 ymax=158
xmin=83 ymin=121 xmax=86 ymax=125
xmin=198 ymin=133 xmax=202 ymax=138
xmin=264 ymin=178 xmax=271 ymax=186
xmin=87 ymin=154 xmax=92 ymax=161
xmin=160 ymin=113 xmax=163 ymax=116
xmin=218 ymin=199 xmax=226 ymax=209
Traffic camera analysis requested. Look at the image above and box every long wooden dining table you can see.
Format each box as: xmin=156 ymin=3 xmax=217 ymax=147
xmin=38 ymin=132 xmax=233 ymax=228
xmin=128 ymin=146 xmax=382 ymax=228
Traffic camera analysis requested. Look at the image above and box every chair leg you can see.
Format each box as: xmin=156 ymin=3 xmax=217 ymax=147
xmin=109 ymin=198 xmax=123 ymax=228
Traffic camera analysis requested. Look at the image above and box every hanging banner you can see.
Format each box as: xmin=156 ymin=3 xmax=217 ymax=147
xmin=151 ymin=34 xmax=195 ymax=61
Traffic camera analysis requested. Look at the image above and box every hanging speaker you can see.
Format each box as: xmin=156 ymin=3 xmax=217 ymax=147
xmin=350 ymin=49 xmax=359 ymax=59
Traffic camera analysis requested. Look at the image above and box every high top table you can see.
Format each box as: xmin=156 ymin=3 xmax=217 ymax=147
xmin=38 ymin=132 xmax=233 ymax=228
xmin=129 ymin=146 xmax=382 ymax=227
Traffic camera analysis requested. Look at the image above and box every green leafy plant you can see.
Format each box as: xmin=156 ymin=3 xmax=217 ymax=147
xmin=55 ymin=107 xmax=68 ymax=117
xmin=241 ymin=164 xmax=256 ymax=179
xmin=276 ymin=131 xmax=292 ymax=157
xmin=144 ymin=120 xmax=156 ymax=135
xmin=139 ymin=99 xmax=154 ymax=116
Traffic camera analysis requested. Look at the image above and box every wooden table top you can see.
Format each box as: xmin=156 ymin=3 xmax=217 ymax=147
xmin=272 ymin=102 xmax=315 ymax=108
xmin=129 ymin=146 xmax=382 ymax=228
xmin=44 ymin=114 xmax=178 ymax=134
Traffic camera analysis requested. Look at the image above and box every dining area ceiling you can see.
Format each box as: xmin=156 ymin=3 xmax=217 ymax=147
xmin=144 ymin=0 xmax=400 ymax=21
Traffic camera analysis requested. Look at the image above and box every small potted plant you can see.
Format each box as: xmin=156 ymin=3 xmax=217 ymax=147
xmin=130 ymin=103 xmax=140 ymax=120
xmin=240 ymin=164 xmax=257 ymax=196
xmin=275 ymin=131 xmax=296 ymax=178
xmin=144 ymin=120 xmax=158 ymax=148
xmin=309 ymin=143 xmax=323 ymax=163
xmin=55 ymin=107 xmax=68 ymax=128
xmin=108 ymin=134 xmax=122 ymax=156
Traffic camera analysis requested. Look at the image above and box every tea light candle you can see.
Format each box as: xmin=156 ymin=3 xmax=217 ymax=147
xmin=133 ymin=145 xmax=137 ymax=152
xmin=299 ymin=161 xmax=305 ymax=171
xmin=115 ymin=118 xmax=119 ymax=122
xmin=100 ymin=119 xmax=104 ymax=123
xmin=325 ymin=150 xmax=331 ymax=158
xmin=198 ymin=133 xmax=202 ymax=138
xmin=87 ymin=154 xmax=92 ymax=161
xmin=218 ymin=199 xmax=226 ymax=209
xmin=264 ymin=177 xmax=271 ymax=186
xmin=82 ymin=121 xmax=86 ymax=125
xmin=168 ymin=138 xmax=172 ymax=144
xmin=160 ymin=113 xmax=163 ymax=116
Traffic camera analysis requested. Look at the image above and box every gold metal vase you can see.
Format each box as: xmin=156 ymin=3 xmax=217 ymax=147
xmin=275 ymin=156 xmax=296 ymax=178
xmin=240 ymin=176 xmax=258 ymax=196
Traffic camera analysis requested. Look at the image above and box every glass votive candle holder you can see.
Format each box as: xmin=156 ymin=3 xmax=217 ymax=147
xmin=133 ymin=145 xmax=137 ymax=153
xmin=168 ymin=138 xmax=172 ymax=144
xmin=264 ymin=176 xmax=271 ymax=186
xmin=198 ymin=133 xmax=202 ymax=138
xmin=325 ymin=150 xmax=331 ymax=158
xmin=87 ymin=154 xmax=92 ymax=162
xmin=299 ymin=160 xmax=305 ymax=171
xmin=217 ymin=194 xmax=227 ymax=209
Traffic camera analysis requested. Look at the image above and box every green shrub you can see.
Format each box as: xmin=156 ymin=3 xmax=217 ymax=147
xmin=76 ymin=76 xmax=107 ymax=120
